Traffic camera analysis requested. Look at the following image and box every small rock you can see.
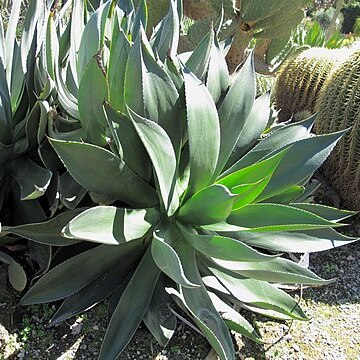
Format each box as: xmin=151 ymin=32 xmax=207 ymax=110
xmin=347 ymin=255 xmax=355 ymax=261
xmin=17 ymin=352 xmax=25 ymax=358
xmin=92 ymin=325 xmax=99 ymax=331
xmin=70 ymin=322 xmax=83 ymax=335
xmin=292 ymin=344 xmax=300 ymax=352
xmin=162 ymin=350 xmax=167 ymax=355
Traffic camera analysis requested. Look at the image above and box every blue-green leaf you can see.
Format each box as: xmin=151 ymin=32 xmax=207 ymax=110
xmin=214 ymin=52 xmax=256 ymax=178
xmin=99 ymin=247 xmax=160 ymax=360
xmin=183 ymin=67 xmax=220 ymax=197
xmin=2 ymin=209 xmax=84 ymax=246
xmin=227 ymin=203 xmax=344 ymax=232
xmin=128 ymin=109 xmax=178 ymax=214
xmin=78 ymin=57 xmax=108 ymax=146
xmin=108 ymin=23 xmax=130 ymax=112
xmin=63 ymin=206 xmax=160 ymax=245
xmin=208 ymin=292 xmax=262 ymax=343
xmin=207 ymin=263 xmax=307 ymax=320
xmin=178 ymin=184 xmax=235 ymax=225
xmin=219 ymin=227 xmax=358 ymax=253
xmin=10 ymin=157 xmax=52 ymax=200
xmin=21 ymin=240 xmax=146 ymax=305
xmin=185 ymin=29 xmax=214 ymax=81
xmin=77 ymin=2 xmax=110 ymax=77
xmin=49 ymin=138 xmax=158 ymax=207
xmin=168 ymin=242 xmax=235 ymax=360
xmin=125 ymin=27 xmax=181 ymax=153
xmin=143 ymin=274 xmax=177 ymax=347
xmin=178 ymin=224 xmax=275 ymax=262
xmin=213 ymin=257 xmax=332 ymax=285
xmin=151 ymin=0 xmax=179 ymax=62
xmin=151 ymin=222 xmax=200 ymax=288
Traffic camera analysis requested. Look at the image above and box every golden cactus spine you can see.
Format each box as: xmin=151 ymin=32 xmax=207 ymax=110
xmin=314 ymin=49 xmax=360 ymax=209
xmin=274 ymin=47 xmax=348 ymax=122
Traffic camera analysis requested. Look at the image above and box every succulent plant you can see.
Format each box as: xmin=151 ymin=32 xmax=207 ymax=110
xmin=10 ymin=2 xmax=358 ymax=360
xmin=274 ymin=47 xmax=350 ymax=122
xmin=314 ymin=48 xmax=360 ymax=209
xmin=177 ymin=0 xmax=312 ymax=73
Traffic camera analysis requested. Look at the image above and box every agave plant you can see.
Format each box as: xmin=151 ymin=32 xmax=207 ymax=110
xmin=16 ymin=1 xmax=358 ymax=360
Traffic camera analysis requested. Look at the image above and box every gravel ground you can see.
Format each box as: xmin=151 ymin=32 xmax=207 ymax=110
xmin=1 ymin=237 xmax=359 ymax=360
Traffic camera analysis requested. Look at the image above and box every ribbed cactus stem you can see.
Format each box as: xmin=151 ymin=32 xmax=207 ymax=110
xmin=314 ymin=49 xmax=360 ymax=209
xmin=274 ymin=47 xmax=348 ymax=122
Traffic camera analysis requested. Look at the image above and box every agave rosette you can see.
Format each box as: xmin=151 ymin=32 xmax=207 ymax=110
xmin=18 ymin=1 xmax=358 ymax=360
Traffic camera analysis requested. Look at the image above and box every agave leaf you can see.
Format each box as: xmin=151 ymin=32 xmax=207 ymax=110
xmin=185 ymin=29 xmax=214 ymax=81
xmin=206 ymin=262 xmax=307 ymax=320
xmin=259 ymin=130 xmax=348 ymax=200
xmin=217 ymin=150 xmax=287 ymax=188
xmin=223 ymin=228 xmax=358 ymax=253
xmin=151 ymin=221 xmax=199 ymax=288
xmin=21 ymin=240 xmax=146 ymax=305
xmin=104 ymin=104 xmax=152 ymax=181
xmin=2 ymin=209 xmax=84 ymax=246
xmin=4 ymin=0 xmax=21 ymax=87
xmin=168 ymin=241 xmax=235 ymax=360
xmin=20 ymin=0 xmax=44 ymax=102
xmin=208 ymin=291 xmax=262 ymax=344
xmin=9 ymin=41 xmax=25 ymax=114
xmin=9 ymin=157 xmax=52 ymax=200
xmin=178 ymin=224 xmax=275 ymax=262
xmin=99 ymin=247 xmax=160 ymax=360
xmin=48 ymin=261 xmax=137 ymax=327
xmin=132 ymin=0 xmax=148 ymax=36
xmin=178 ymin=184 xmax=236 ymax=225
xmin=214 ymin=52 xmax=256 ymax=178
xmin=227 ymin=203 xmax=344 ymax=232
xmin=59 ymin=171 xmax=87 ymax=210
xmin=68 ymin=0 xmax=86 ymax=86
xmin=213 ymin=257 xmax=332 ymax=285
xmin=77 ymin=1 xmax=110 ymax=77
xmin=49 ymin=138 xmax=158 ymax=207
xmin=225 ymin=116 xmax=315 ymax=175
xmin=125 ymin=27 xmax=181 ymax=153
xmin=44 ymin=12 xmax=58 ymax=80
xmin=226 ymin=92 xmax=271 ymax=167
xmin=0 ymin=250 xmax=27 ymax=291
xmin=0 ymin=16 xmax=3 ymax=63
xmin=264 ymin=186 xmax=304 ymax=204
xmin=231 ymin=177 xmax=271 ymax=210
xmin=290 ymin=203 xmax=356 ymax=222
xmin=0 ymin=57 xmax=12 ymax=145
xmin=108 ymin=22 xmax=130 ymax=112
xmin=151 ymin=0 xmax=179 ymax=62
xmin=63 ymin=206 xmax=160 ymax=245
xmin=78 ymin=56 xmax=108 ymax=146
xmin=143 ymin=274 xmax=177 ymax=347
xmin=128 ymin=109 xmax=178 ymax=215
xmin=183 ymin=67 xmax=220 ymax=197
xmin=206 ymin=36 xmax=229 ymax=103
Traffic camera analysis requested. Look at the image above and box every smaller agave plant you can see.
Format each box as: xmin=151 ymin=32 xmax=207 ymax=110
xmin=16 ymin=1 xmax=357 ymax=360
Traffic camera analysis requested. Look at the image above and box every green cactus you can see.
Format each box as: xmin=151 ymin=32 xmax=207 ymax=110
xmin=274 ymin=47 xmax=348 ymax=122
xmin=178 ymin=0 xmax=311 ymax=73
xmin=314 ymin=49 xmax=360 ymax=209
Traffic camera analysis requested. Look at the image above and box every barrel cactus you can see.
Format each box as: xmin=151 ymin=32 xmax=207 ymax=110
xmin=314 ymin=49 xmax=360 ymax=209
xmin=274 ymin=47 xmax=350 ymax=122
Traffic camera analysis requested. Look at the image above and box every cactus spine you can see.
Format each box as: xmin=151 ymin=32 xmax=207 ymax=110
xmin=314 ymin=49 xmax=360 ymax=209
xmin=274 ymin=47 xmax=348 ymax=122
